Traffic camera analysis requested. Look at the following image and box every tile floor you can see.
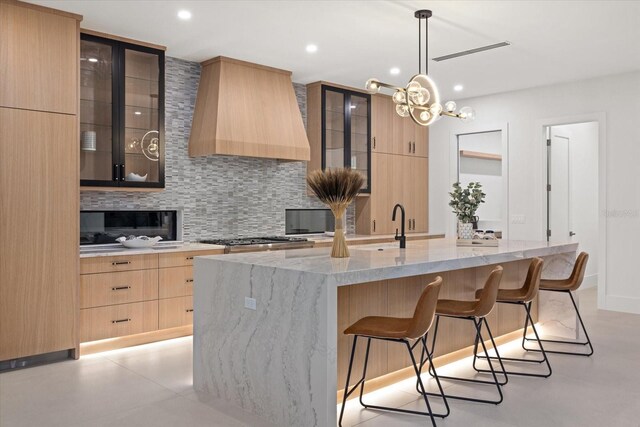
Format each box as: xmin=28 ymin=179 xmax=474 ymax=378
xmin=1 ymin=287 xmax=639 ymax=427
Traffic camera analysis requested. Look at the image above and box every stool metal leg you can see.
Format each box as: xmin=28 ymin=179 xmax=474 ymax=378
xmin=475 ymin=302 xmax=552 ymax=378
xmin=471 ymin=318 xmax=508 ymax=384
xmin=523 ymin=290 xmax=594 ymax=356
xmin=340 ymin=335 xmax=448 ymax=426
xmin=424 ymin=316 xmax=505 ymax=405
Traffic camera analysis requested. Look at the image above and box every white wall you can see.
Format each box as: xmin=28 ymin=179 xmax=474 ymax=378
xmin=428 ymin=71 xmax=640 ymax=313
xmin=552 ymin=122 xmax=599 ymax=287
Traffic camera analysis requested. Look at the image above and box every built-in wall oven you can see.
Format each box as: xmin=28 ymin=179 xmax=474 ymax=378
xmin=80 ymin=210 xmax=179 ymax=246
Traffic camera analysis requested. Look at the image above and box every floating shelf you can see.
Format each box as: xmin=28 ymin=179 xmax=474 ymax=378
xmin=459 ymin=150 xmax=502 ymax=161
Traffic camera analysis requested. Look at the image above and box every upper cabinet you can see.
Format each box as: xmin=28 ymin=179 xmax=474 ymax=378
xmin=80 ymin=32 xmax=165 ymax=189
xmin=307 ymin=83 xmax=371 ymax=193
xmin=0 ymin=0 xmax=79 ymax=114
xmin=371 ymin=94 xmax=428 ymax=158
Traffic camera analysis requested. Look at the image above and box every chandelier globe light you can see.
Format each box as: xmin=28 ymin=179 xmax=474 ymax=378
xmin=365 ymin=10 xmax=475 ymax=127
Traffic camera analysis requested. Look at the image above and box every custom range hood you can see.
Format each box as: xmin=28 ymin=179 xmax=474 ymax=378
xmin=189 ymin=56 xmax=310 ymax=161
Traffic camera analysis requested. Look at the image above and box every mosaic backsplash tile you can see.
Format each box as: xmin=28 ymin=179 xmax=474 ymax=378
xmin=80 ymin=57 xmax=355 ymax=240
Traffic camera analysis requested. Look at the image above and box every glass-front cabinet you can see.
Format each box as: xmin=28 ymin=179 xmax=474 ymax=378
xmin=321 ymin=85 xmax=371 ymax=193
xmin=80 ymin=34 xmax=165 ymax=188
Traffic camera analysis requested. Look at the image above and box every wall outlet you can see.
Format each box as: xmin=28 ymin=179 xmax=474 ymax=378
xmin=511 ymin=214 xmax=526 ymax=224
xmin=244 ymin=297 xmax=257 ymax=310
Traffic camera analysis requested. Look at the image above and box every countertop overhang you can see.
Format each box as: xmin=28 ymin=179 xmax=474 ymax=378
xmin=196 ymin=239 xmax=578 ymax=287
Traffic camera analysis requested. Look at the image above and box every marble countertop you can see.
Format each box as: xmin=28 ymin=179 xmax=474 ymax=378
xmin=197 ymin=239 xmax=578 ymax=286
xmin=306 ymin=232 xmax=441 ymax=243
xmin=80 ymin=242 xmax=225 ymax=258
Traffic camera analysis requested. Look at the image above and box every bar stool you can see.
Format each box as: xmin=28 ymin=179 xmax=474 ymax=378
xmin=338 ymin=277 xmax=449 ymax=427
xmin=523 ymin=252 xmax=593 ymax=356
xmin=423 ymin=266 xmax=507 ymax=405
xmin=473 ymin=257 xmax=552 ymax=378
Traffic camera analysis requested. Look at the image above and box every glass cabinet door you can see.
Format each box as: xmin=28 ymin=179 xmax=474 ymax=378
xmin=323 ymin=89 xmax=345 ymax=170
xmin=123 ymin=48 xmax=162 ymax=184
xmin=350 ymin=94 xmax=369 ymax=191
xmin=321 ymin=86 xmax=371 ymax=193
xmin=80 ymin=38 xmax=115 ymax=182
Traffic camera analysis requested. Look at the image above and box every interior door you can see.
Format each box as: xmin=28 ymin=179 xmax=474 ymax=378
xmin=548 ymin=134 xmax=571 ymax=242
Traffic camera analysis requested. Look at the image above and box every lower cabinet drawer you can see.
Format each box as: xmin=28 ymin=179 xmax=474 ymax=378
xmin=80 ymin=269 xmax=159 ymax=309
xmin=159 ymin=266 xmax=193 ymax=299
xmin=80 ymin=301 xmax=159 ymax=342
xmin=159 ymin=296 xmax=193 ymax=329
xmin=158 ymin=250 xmax=223 ymax=268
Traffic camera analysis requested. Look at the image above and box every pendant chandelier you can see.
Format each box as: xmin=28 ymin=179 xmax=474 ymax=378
xmin=365 ymin=10 xmax=475 ymax=127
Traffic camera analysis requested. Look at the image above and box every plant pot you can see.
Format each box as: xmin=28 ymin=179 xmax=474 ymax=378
xmin=458 ymin=221 xmax=474 ymax=240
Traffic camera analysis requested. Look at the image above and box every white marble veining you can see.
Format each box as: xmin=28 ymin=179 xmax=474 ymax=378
xmin=193 ymin=239 xmax=578 ymax=427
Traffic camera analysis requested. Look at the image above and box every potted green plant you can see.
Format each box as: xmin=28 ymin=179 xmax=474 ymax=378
xmin=449 ymin=182 xmax=486 ymax=240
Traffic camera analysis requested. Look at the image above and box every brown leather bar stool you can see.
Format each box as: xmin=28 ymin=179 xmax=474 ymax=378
xmin=523 ymin=252 xmax=593 ymax=356
xmin=338 ymin=277 xmax=449 ymax=427
xmin=473 ymin=257 xmax=552 ymax=378
xmin=423 ymin=266 xmax=507 ymax=405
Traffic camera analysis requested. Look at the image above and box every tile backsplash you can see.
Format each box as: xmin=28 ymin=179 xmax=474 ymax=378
xmin=80 ymin=57 xmax=355 ymax=240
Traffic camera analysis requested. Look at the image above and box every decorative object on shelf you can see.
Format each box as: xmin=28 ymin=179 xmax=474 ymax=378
xmin=449 ymin=182 xmax=486 ymax=242
xmin=307 ymin=168 xmax=364 ymax=258
xmin=127 ymin=130 xmax=160 ymax=161
xmin=125 ymin=172 xmax=148 ymax=182
xmin=364 ymin=9 xmax=475 ymax=127
xmin=116 ymin=235 xmax=163 ymax=248
xmin=81 ymin=131 xmax=97 ymax=151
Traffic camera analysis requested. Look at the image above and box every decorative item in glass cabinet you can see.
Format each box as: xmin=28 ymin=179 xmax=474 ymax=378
xmin=364 ymin=10 xmax=475 ymax=127
xmin=307 ymin=168 xmax=364 ymax=258
xmin=449 ymin=182 xmax=486 ymax=241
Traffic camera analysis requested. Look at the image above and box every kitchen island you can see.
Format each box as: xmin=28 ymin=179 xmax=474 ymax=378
xmin=193 ymin=239 xmax=578 ymax=426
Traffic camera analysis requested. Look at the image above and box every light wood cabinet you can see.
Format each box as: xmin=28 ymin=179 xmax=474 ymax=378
xmin=80 ymin=301 xmax=158 ymax=342
xmin=80 ymin=269 xmax=158 ymax=309
xmin=372 ymin=94 xmax=429 ymax=158
xmin=159 ymin=296 xmax=194 ymax=329
xmin=371 ymin=94 xmax=393 ymax=154
xmin=79 ymin=249 xmax=223 ymax=346
xmin=80 ymin=253 xmax=159 ymax=274
xmin=0 ymin=0 xmax=80 ymax=114
xmin=159 ymin=266 xmax=193 ymax=299
xmin=0 ymin=1 xmax=81 ymax=362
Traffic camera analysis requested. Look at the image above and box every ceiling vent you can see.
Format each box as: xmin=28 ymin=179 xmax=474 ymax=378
xmin=432 ymin=41 xmax=511 ymax=62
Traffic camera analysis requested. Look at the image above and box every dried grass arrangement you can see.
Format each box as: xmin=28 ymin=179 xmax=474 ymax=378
xmin=307 ymin=168 xmax=364 ymax=258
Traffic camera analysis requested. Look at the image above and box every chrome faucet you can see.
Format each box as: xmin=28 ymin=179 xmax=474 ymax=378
xmin=392 ymin=203 xmax=406 ymax=249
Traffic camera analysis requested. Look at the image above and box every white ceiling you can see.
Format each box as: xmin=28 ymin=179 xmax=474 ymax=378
xmin=29 ymin=0 xmax=640 ymax=100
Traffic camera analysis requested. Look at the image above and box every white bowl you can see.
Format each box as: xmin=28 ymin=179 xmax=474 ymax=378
xmin=116 ymin=236 xmax=162 ymax=248
xmin=126 ymin=172 xmax=148 ymax=182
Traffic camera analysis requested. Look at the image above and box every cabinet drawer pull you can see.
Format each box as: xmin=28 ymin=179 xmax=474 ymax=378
xmin=185 ymin=256 xmax=194 ymax=260
xmin=373 ymin=219 xmax=376 ymax=232
xmin=111 ymin=286 xmax=131 ymax=291
xmin=412 ymin=142 xmax=416 ymax=153
xmin=373 ymin=136 xmax=376 ymax=149
xmin=409 ymin=141 xmax=412 ymax=153
xmin=185 ymin=309 xmax=194 ymax=313
xmin=185 ymin=279 xmax=194 ymax=283
xmin=111 ymin=261 xmax=131 ymax=266
xmin=111 ymin=318 xmax=131 ymax=324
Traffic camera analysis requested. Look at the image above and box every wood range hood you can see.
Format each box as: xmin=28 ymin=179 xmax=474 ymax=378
xmin=189 ymin=56 xmax=310 ymax=161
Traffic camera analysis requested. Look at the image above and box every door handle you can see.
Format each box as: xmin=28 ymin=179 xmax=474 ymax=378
xmin=372 ymin=136 xmax=376 ymax=149
xmin=569 ymin=231 xmax=576 ymax=236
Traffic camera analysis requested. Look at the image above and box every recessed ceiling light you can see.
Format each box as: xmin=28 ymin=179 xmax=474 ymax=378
xmin=88 ymin=57 xmax=98 ymax=63
xmin=305 ymin=44 xmax=318 ymax=53
xmin=389 ymin=67 xmax=400 ymax=75
xmin=134 ymin=111 xmax=142 ymax=115
xmin=454 ymin=84 xmax=464 ymax=92
xmin=177 ymin=10 xmax=192 ymax=20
